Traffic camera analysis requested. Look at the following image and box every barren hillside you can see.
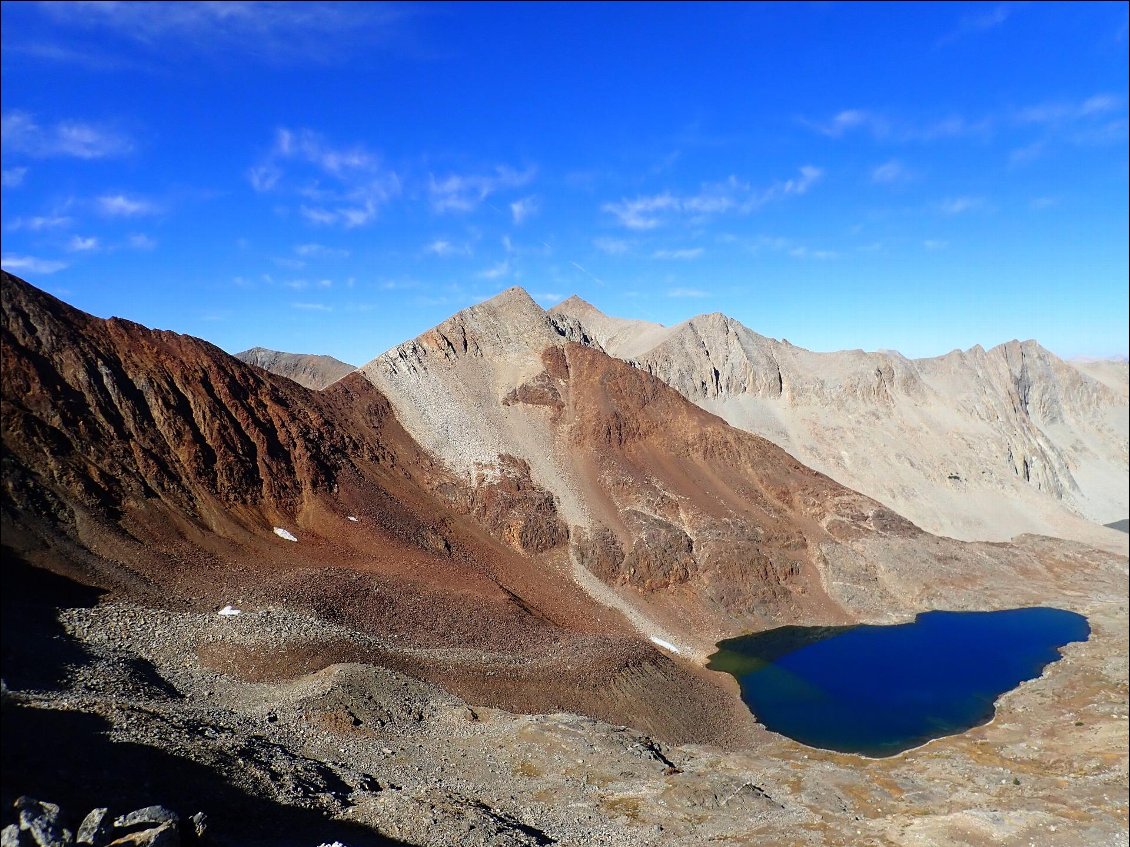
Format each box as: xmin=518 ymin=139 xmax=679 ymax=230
xmin=551 ymin=297 xmax=1129 ymax=549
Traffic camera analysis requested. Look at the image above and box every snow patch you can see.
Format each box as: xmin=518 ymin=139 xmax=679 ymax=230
xmin=347 ymin=516 xmax=359 ymax=522
xmin=273 ymin=527 xmax=298 ymax=542
xmin=218 ymin=605 xmax=241 ymax=617
xmin=649 ymin=636 xmax=680 ymax=654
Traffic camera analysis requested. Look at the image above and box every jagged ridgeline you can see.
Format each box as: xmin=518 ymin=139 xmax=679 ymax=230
xmin=550 ymin=296 xmax=1128 ymax=547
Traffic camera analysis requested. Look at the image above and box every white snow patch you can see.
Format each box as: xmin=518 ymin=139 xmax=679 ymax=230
xmin=649 ymin=636 xmax=680 ymax=654
xmin=273 ymin=527 xmax=298 ymax=542
xmin=347 ymin=516 xmax=359 ymax=522
xmin=218 ymin=605 xmax=241 ymax=617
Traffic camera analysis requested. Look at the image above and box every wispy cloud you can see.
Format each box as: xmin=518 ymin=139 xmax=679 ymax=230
xmin=295 ymin=242 xmax=349 ymax=259
xmin=1 ymin=254 xmax=68 ymax=274
xmin=1030 ymin=196 xmax=1058 ymax=210
xmin=1014 ymin=94 xmax=1124 ymax=126
xmin=666 ymin=287 xmax=709 ymax=298
xmin=1 ymin=111 xmax=132 ymax=159
xmin=31 ymin=2 xmax=418 ymax=67
xmin=923 ymin=239 xmax=949 ymax=251
xmin=476 ymin=259 xmax=511 ymax=280
xmin=510 ymin=195 xmax=539 ymax=225
xmin=593 ymin=237 xmax=632 ymax=255
xmin=937 ymin=4 xmax=1015 ymax=48
xmin=66 ymin=235 xmax=100 ymax=252
xmin=602 ymin=166 xmax=823 ymax=230
xmin=424 ymin=239 xmax=470 ymax=257
xmin=652 ymin=248 xmax=704 ymax=260
xmin=808 ymin=109 xmax=982 ymax=142
xmin=1 ymin=167 xmax=28 ymax=187
xmin=127 ymin=233 xmax=157 ymax=250
xmin=8 ymin=214 xmax=73 ymax=231
xmin=292 ymin=302 xmax=332 ymax=312
xmin=871 ymin=159 xmax=912 ymax=184
xmin=98 ymin=194 xmax=158 ymax=216
xmin=428 ymin=165 xmax=536 ymax=214
xmin=249 ymin=127 xmax=399 ymax=227
xmin=937 ymin=196 xmax=985 ymax=215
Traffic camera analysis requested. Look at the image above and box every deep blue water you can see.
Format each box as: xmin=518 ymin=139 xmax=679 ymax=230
xmin=707 ymin=607 xmax=1089 ymax=757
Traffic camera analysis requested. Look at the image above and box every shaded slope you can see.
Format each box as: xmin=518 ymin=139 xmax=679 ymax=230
xmin=235 ymin=346 xmax=356 ymax=390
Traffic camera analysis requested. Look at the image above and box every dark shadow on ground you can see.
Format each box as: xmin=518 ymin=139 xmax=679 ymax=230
xmin=1 ymin=549 xmax=412 ymax=847
xmin=1103 ymin=518 xmax=1129 ymax=534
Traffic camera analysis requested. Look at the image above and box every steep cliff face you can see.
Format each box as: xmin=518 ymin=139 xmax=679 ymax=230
xmin=551 ymin=299 xmax=1128 ymax=546
xmin=234 ymin=347 xmax=356 ymax=390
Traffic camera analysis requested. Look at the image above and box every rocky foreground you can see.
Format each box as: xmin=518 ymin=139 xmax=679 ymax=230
xmin=3 ymin=540 xmax=1127 ymax=846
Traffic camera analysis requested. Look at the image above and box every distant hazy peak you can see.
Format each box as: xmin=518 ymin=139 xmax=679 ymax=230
xmin=550 ymin=294 xmax=601 ymax=316
xmin=234 ymin=347 xmax=356 ymax=391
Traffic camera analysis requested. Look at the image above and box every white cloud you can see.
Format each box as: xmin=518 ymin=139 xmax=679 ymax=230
xmin=249 ymin=127 xmax=399 ymax=227
xmin=67 ymin=235 xmax=100 ymax=252
xmin=593 ymin=237 xmax=631 ymax=255
xmin=534 ymin=291 xmax=564 ymax=304
xmin=938 ymin=196 xmax=985 ymax=215
xmin=424 ymin=239 xmax=468 ymax=257
xmin=1 ymin=254 xmax=68 ymax=274
xmin=813 ymin=109 xmax=890 ymax=139
xmin=603 ymin=167 xmax=823 ymax=230
xmin=510 ymin=195 xmax=539 ymax=225
xmin=128 ymin=233 xmax=157 ymax=250
xmin=871 ymin=160 xmax=911 ymax=184
xmin=34 ymin=1 xmax=414 ymax=66
xmin=666 ymin=287 xmax=709 ymax=298
xmin=652 ymin=248 xmax=704 ymax=260
xmin=1 ymin=112 xmax=132 ymax=159
xmin=1009 ymin=142 xmax=1044 ymax=167
xmin=1014 ymin=94 xmax=1124 ymax=126
xmin=8 ymin=214 xmax=73 ymax=231
xmin=292 ymin=302 xmax=332 ymax=311
xmin=98 ymin=194 xmax=157 ymax=216
xmin=299 ymin=198 xmax=380 ymax=228
xmin=1 ymin=167 xmax=28 ymax=187
xmin=429 ymin=165 xmax=536 ymax=214
xmin=295 ymin=242 xmax=349 ymax=258
xmin=601 ymin=193 xmax=679 ymax=230
xmin=476 ymin=259 xmax=511 ymax=280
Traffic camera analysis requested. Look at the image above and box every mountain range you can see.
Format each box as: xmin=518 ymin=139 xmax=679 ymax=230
xmin=2 ymin=269 xmax=1126 ymax=846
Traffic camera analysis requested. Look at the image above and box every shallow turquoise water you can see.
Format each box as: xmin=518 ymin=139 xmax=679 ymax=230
xmin=707 ymin=607 xmax=1090 ymax=757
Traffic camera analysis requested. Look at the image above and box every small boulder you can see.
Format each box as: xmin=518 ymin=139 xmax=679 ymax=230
xmin=15 ymin=798 xmax=71 ymax=847
xmin=111 ymin=809 xmax=177 ymax=831
xmin=76 ymin=808 xmax=110 ymax=846
xmin=2 ymin=823 xmax=25 ymax=847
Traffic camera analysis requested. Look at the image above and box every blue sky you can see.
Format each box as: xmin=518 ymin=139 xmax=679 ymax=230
xmin=2 ymin=1 xmax=1127 ymax=364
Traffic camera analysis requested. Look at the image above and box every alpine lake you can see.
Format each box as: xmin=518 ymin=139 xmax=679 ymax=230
xmin=707 ymin=607 xmax=1090 ymax=757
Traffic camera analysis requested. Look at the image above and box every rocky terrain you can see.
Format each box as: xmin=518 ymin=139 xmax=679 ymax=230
xmin=550 ymin=297 xmax=1129 ymax=551
xmin=2 ymin=271 xmax=1127 ymax=846
xmin=235 ymin=348 xmax=356 ymax=391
